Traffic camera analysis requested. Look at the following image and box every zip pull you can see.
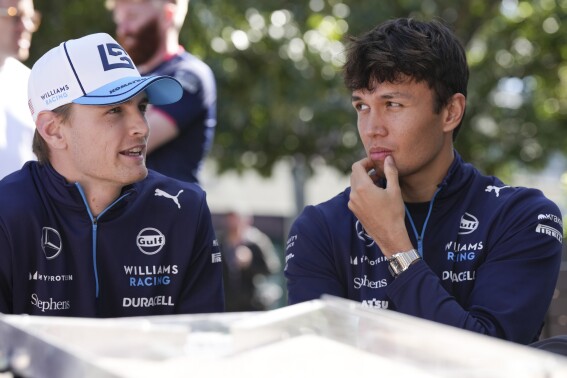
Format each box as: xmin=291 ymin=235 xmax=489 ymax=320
xmin=91 ymin=219 xmax=100 ymax=298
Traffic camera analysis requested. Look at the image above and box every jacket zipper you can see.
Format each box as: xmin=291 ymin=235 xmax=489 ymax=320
xmin=75 ymin=183 xmax=131 ymax=298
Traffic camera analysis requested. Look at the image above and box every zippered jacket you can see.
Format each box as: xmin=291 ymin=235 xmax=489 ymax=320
xmin=285 ymin=152 xmax=563 ymax=344
xmin=0 ymin=162 xmax=224 ymax=317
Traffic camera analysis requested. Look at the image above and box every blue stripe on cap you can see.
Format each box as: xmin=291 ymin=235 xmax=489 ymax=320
xmin=63 ymin=41 xmax=87 ymax=97
xmin=73 ymin=76 xmax=182 ymax=106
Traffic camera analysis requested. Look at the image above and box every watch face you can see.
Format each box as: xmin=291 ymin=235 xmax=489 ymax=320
xmin=388 ymin=260 xmax=402 ymax=277
xmin=388 ymin=264 xmax=397 ymax=278
xmin=388 ymin=250 xmax=419 ymax=277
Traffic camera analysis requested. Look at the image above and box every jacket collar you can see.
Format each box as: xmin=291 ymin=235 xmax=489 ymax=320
xmin=38 ymin=162 xmax=138 ymax=218
xmin=435 ymin=150 xmax=478 ymax=200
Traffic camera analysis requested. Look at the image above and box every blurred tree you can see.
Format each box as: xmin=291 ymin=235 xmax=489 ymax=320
xmin=31 ymin=1 xmax=114 ymax=58
xmin=187 ymin=0 xmax=567 ymax=183
xmin=29 ymin=0 xmax=567 ymax=183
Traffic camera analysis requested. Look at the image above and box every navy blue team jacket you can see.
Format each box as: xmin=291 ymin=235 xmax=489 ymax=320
xmin=0 ymin=162 xmax=224 ymax=317
xmin=285 ymin=152 xmax=563 ymax=344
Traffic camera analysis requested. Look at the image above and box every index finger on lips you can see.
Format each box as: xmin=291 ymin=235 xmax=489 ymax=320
xmin=384 ymin=155 xmax=400 ymax=191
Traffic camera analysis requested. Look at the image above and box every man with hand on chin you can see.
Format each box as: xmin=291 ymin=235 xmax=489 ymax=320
xmin=284 ymin=18 xmax=562 ymax=345
xmin=0 ymin=33 xmax=224 ymax=317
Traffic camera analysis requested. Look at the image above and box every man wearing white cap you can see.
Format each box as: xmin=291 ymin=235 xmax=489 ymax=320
xmin=0 ymin=33 xmax=224 ymax=317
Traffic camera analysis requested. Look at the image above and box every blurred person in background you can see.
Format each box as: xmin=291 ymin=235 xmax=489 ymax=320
xmin=107 ymin=0 xmax=216 ymax=185
xmin=0 ymin=0 xmax=39 ymax=179
xmin=220 ymin=209 xmax=282 ymax=312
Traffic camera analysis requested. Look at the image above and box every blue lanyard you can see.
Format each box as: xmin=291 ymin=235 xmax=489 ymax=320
xmin=404 ymin=187 xmax=442 ymax=257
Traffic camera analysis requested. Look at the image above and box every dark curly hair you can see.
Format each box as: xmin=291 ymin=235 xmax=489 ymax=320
xmin=343 ymin=18 xmax=468 ymax=139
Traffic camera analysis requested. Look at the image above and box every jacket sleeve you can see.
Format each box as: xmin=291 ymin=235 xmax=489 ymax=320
xmin=152 ymin=68 xmax=215 ymax=131
xmin=285 ymin=206 xmax=347 ymax=304
xmin=177 ymin=193 xmax=225 ymax=313
xmin=0 ymin=222 xmax=12 ymax=313
xmin=387 ymin=191 xmax=563 ymax=344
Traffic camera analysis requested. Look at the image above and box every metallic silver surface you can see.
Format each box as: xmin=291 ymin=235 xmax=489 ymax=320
xmin=1 ymin=297 xmax=567 ymax=378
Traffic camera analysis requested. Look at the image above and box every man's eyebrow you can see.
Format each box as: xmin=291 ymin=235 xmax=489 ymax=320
xmin=380 ymin=91 xmax=412 ymax=99
xmin=351 ymin=91 xmax=412 ymax=102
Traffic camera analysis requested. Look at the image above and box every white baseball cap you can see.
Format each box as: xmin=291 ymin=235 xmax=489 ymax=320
xmin=27 ymin=32 xmax=182 ymax=122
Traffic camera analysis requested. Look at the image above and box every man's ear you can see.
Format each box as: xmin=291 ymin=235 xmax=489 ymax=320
xmin=163 ymin=2 xmax=176 ymax=25
xmin=36 ymin=112 xmax=67 ymax=150
xmin=443 ymin=93 xmax=466 ymax=132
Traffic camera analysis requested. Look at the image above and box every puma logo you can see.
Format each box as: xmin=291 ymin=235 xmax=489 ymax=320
xmin=485 ymin=185 xmax=510 ymax=197
xmin=154 ymin=188 xmax=184 ymax=209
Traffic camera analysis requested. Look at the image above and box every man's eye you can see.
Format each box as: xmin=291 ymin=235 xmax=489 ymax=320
xmin=108 ymin=107 xmax=121 ymax=114
xmin=354 ymin=103 xmax=369 ymax=111
xmin=387 ymin=102 xmax=402 ymax=108
xmin=139 ymin=103 xmax=148 ymax=113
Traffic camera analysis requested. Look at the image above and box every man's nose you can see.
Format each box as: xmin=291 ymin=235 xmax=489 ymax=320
xmin=362 ymin=111 xmax=387 ymax=137
xmin=129 ymin=111 xmax=149 ymax=137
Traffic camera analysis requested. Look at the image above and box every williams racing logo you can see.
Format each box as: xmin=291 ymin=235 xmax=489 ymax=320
xmin=40 ymin=85 xmax=70 ymax=106
xmin=136 ymin=228 xmax=166 ymax=255
xmin=41 ymin=227 xmax=63 ymax=260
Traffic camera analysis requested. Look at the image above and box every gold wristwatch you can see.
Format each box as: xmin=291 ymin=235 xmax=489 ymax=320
xmin=388 ymin=249 xmax=420 ymax=277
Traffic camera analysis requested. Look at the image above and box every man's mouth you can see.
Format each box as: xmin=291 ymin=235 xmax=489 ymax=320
xmin=121 ymin=146 xmax=144 ymax=157
xmin=369 ymin=148 xmax=392 ymax=161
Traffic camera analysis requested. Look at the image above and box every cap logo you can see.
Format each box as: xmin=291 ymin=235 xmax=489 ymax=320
xmin=28 ymin=33 xmax=183 ymax=121
xmin=97 ymin=43 xmax=135 ymax=71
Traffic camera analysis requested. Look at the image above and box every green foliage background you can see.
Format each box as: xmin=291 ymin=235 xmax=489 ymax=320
xmin=29 ymin=0 xmax=567 ymax=182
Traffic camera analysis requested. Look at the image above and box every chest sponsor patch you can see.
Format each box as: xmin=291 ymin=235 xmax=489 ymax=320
xmin=442 ymin=270 xmax=476 ymax=282
xmin=123 ymin=296 xmax=175 ymax=308
xmin=29 ymin=271 xmax=73 ymax=282
xmin=353 ymin=275 xmax=388 ymax=289
xmin=136 ymin=228 xmax=166 ymax=255
xmin=458 ymin=213 xmax=478 ymax=235
xmin=361 ymin=298 xmax=389 ymax=309
xmin=41 ymin=227 xmax=63 ymax=259
xmin=31 ymin=293 xmax=70 ymax=312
